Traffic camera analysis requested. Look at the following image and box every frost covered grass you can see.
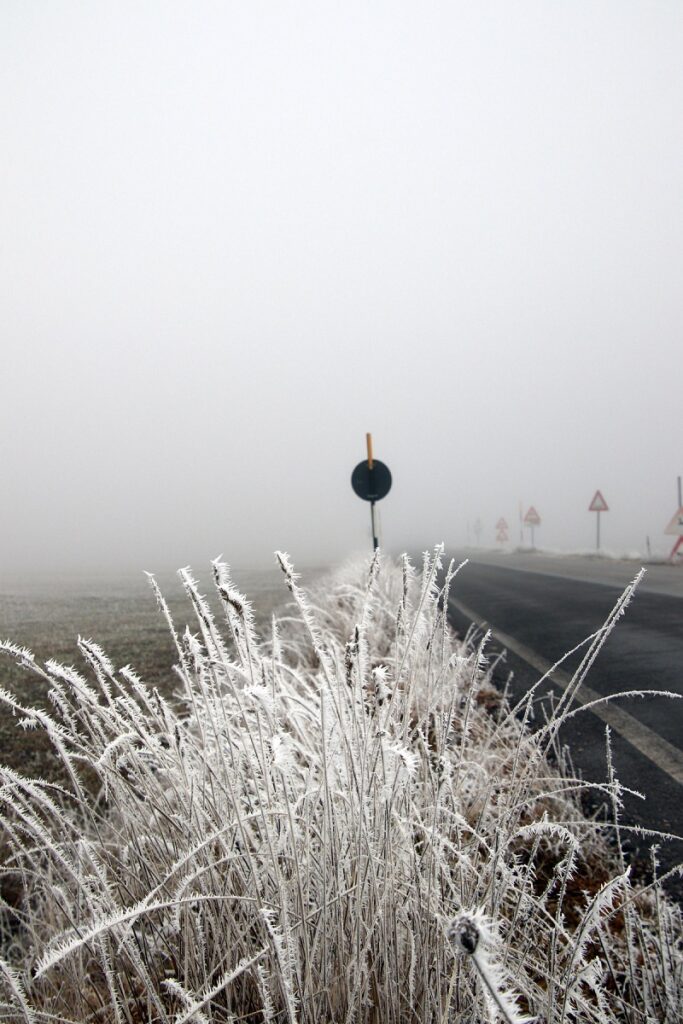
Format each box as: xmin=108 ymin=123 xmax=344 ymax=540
xmin=0 ymin=548 xmax=681 ymax=1022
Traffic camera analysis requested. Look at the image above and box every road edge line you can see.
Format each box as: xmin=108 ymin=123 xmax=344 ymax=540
xmin=449 ymin=596 xmax=683 ymax=787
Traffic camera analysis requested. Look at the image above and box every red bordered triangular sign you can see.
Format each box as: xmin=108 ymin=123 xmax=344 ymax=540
xmin=664 ymin=507 xmax=683 ymax=536
xmin=524 ymin=506 xmax=541 ymax=526
xmin=589 ymin=490 xmax=609 ymax=512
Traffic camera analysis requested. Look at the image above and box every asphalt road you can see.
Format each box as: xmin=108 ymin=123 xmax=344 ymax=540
xmin=446 ymin=553 xmax=683 ymax=899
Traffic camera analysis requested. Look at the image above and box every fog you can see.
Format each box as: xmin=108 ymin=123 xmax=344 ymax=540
xmin=1 ymin=1 xmax=681 ymax=573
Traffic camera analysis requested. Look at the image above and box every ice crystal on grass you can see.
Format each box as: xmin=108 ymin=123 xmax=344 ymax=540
xmin=0 ymin=550 xmax=681 ymax=1022
xmin=446 ymin=910 xmax=534 ymax=1023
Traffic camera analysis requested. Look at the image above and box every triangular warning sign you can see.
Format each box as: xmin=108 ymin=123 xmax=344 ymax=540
xmin=524 ymin=506 xmax=541 ymax=526
xmin=496 ymin=529 xmax=508 ymax=543
xmin=589 ymin=490 xmax=609 ymax=512
xmin=664 ymin=507 xmax=683 ymax=537
xmin=496 ymin=517 xmax=508 ymax=530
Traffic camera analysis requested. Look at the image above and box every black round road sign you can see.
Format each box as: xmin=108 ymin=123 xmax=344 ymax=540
xmin=351 ymin=460 xmax=392 ymax=502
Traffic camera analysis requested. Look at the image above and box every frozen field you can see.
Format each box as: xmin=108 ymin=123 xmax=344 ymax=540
xmin=0 ymin=564 xmax=326 ymax=777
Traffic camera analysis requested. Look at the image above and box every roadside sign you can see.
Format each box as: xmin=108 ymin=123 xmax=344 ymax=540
xmin=666 ymin=476 xmax=683 ymax=561
xmin=523 ymin=506 xmax=540 ymax=548
xmin=496 ymin=528 xmax=508 ymax=544
xmin=351 ymin=433 xmax=392 ymax=552
xmin=496 ymin=517 xmax=508 ymax=530
xmin=589 ymin=490 xmax=609 ymax=512
xmin=664 ymin=507 xmax=683 ymax=537
xmin=589 ymin=490 xmax=609 ymax=550
xmin=351 ymin=460 xmax=392 ymax=502
xmin=665 ymin=507 xmax=683 ymax=562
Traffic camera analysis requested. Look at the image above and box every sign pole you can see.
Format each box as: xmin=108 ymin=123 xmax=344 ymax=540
xmin=678 ymin=475 xmax=682 ymax=509
xmin=597 ymin=509 xmax=600 ymax=551
xmin=366 ymin=433 xmax=378 ymax=551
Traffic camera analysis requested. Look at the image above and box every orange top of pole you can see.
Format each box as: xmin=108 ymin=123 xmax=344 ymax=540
xmin=366 ymin=433 xmax=374 ymax=470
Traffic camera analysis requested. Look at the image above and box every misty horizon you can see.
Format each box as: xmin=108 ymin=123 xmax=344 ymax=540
xmin=1 ymin=2 xmax=681 ymax=573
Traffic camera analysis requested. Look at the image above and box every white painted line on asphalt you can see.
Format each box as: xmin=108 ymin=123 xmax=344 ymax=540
xmin=449 ymin=596 xmax=683 ymax=787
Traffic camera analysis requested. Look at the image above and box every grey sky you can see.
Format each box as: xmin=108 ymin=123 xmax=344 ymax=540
xmin=1 ymin=1 xmax=681 ymax=571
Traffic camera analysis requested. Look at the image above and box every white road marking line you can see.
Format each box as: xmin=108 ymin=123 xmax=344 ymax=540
xmin=449 ymin=596 xmax=683 ymax=787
